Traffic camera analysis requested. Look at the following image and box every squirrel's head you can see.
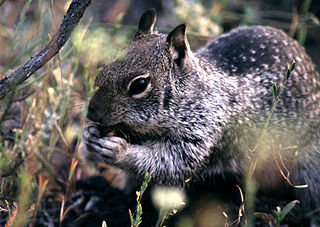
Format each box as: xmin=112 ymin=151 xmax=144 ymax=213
xmin=87 ymin=9 xmax=199 ymax=134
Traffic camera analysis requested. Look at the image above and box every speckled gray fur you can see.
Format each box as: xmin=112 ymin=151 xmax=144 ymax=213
xmin=82 ymin=9 xmax=320 ymax=222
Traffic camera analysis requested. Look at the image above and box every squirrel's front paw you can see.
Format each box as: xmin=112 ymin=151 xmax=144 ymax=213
xmin=82 ymin=124 xmax=127 ymax=164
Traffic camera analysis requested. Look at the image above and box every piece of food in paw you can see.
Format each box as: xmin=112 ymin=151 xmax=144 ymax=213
xmin=96 ymin=125 xmax=115 ymax=137
xmin=95 ymin=124 xmax=130 ymax=142
xmin=106 ymin=130 xmax=115 ymax=137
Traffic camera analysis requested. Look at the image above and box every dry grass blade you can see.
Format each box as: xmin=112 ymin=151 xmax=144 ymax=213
xmin=5 ymin=201 xmax=18 ymax=227
xmin=236 ymin=185 xmax=245 ymax=225
xmin=273 ymin=145 xmax=308 ymax=189
xmin=29 ymin=175 xmax=49 ymax=227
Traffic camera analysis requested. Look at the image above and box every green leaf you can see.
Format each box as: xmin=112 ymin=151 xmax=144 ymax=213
xmin=286 ymin=59 xmax=296 ymax=80
xmin=273 ymin=200 xmax=299 ymax=224
xmin=137 ymin=203 xmax=142 ymax=216
xmin=129 ymin=209 xmax=134 ymax=225
xmin=270 ymin=81 xmax=277 ymax=100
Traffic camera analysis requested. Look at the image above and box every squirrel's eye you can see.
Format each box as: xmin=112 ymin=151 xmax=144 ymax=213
xmin=128 ymin=75 xmax=151 ymax=97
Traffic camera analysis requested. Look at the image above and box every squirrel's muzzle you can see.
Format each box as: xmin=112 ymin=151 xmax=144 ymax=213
xmin=87 ymin=101 xmax=103 ymax=124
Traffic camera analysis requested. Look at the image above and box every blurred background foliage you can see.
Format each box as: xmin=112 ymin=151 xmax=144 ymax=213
xmin=0 ymin=0 xmax=319 ymax=226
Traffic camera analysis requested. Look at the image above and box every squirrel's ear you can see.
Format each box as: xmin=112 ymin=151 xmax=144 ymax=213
xmin=166 ymin=24 xmax=191 ymax=67
xmin=135 ymin=9 xmax=156 ymax=37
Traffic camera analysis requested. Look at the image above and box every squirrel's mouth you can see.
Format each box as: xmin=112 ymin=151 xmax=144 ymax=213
xmin=95 ymin=123 xmax=142 ymax=144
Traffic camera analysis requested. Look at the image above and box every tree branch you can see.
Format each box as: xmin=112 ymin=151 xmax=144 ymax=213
xmin=0 ymin=0 xmax=92 ymax=100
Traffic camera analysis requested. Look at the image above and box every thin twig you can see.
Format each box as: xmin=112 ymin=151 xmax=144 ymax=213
xmin=0 ymin=0 xmax=92 ymax=100
xmin=0 ymin=0 xmax=7 ymax=7
xmin=13 ymin=90 xmax=35 ymax=102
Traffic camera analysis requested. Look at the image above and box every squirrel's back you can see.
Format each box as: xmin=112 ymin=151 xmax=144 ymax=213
xmin=198 ymin=26 xmax=320 ymax=121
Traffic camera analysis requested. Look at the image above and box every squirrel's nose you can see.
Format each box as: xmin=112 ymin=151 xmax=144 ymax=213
xmin=87 ymin=102 xmax=103 ymax=123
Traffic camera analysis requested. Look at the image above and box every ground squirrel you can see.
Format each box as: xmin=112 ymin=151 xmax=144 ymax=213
xmin=82 ymin=9 xmax=320 ymax=224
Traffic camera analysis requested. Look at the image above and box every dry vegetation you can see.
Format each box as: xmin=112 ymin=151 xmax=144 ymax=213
xmin=0 ymin=0 xmax=130 ymax=225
